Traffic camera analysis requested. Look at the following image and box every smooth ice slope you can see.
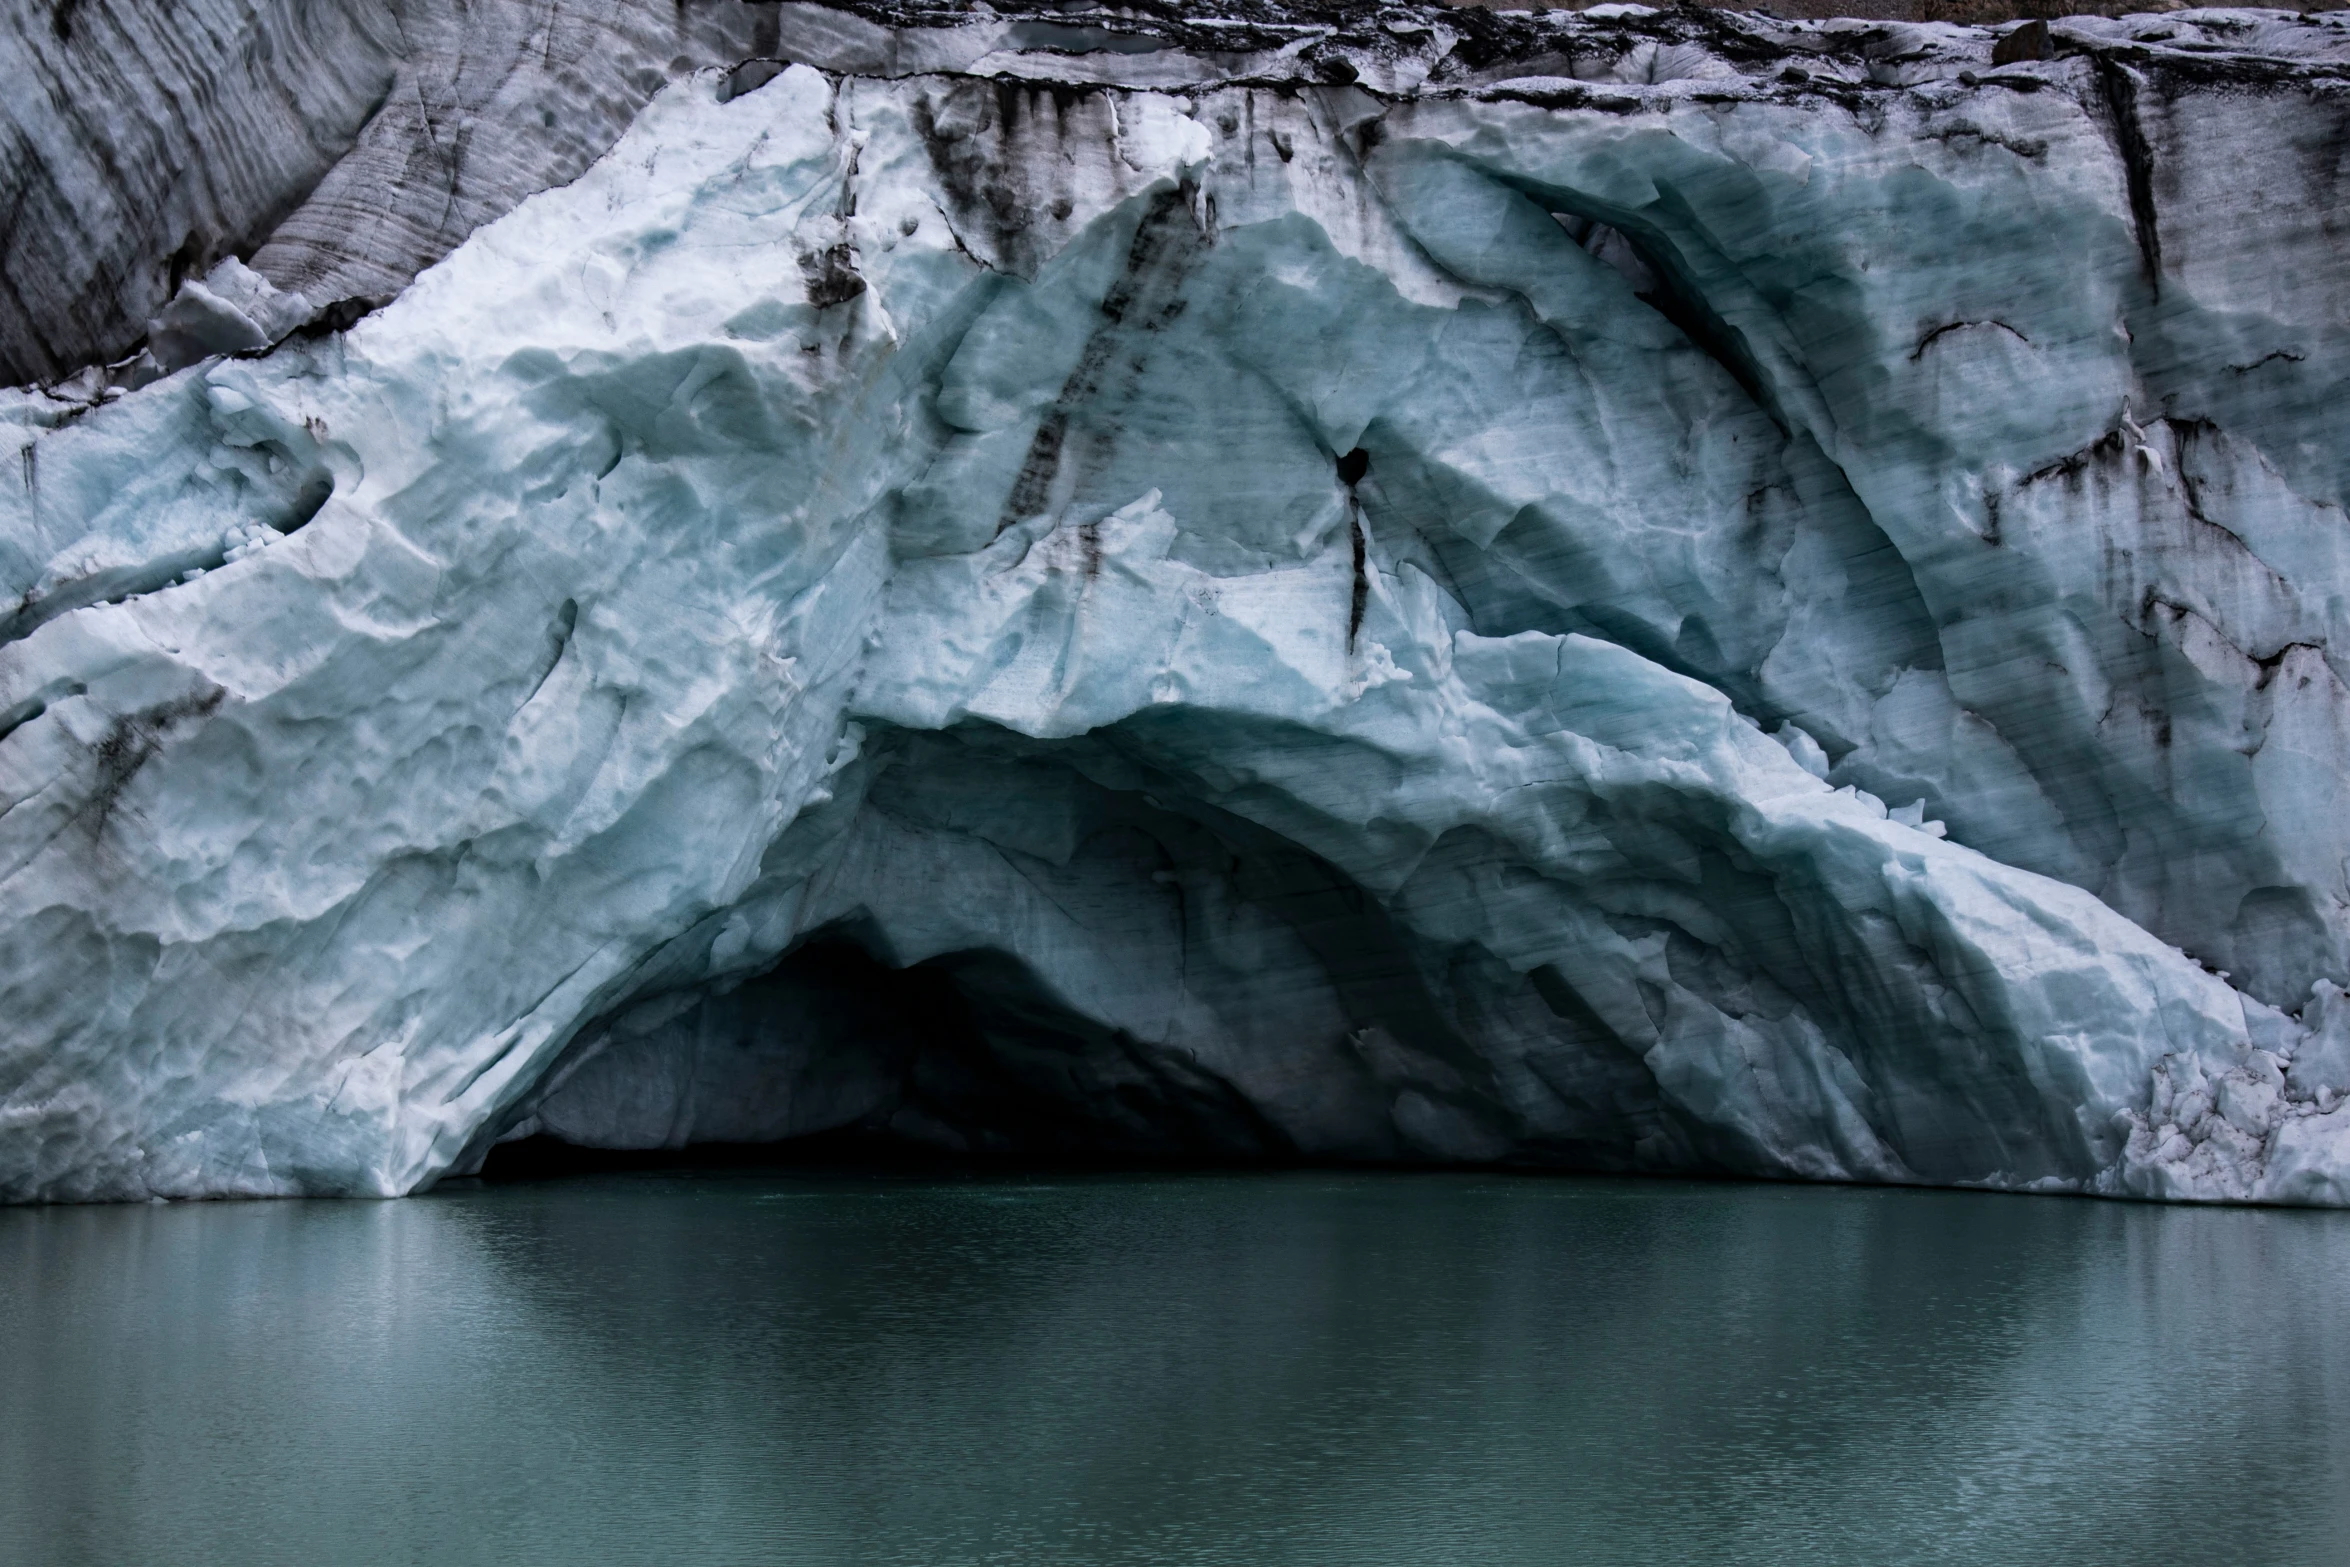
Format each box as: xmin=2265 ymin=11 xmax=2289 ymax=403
xmin=4 ymin=4 xmax=2350 ymax=1202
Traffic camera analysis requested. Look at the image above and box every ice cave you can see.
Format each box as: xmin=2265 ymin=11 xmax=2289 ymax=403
xmin=4 ymin=0 xmax=2350 ymax=1204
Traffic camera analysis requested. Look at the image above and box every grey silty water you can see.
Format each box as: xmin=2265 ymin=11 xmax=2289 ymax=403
xmin=3 ymin=1171 xmax=2346 ymax=1565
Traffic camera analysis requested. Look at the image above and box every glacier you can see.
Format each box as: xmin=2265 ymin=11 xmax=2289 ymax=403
xmin=4 ymin=0 xmax=2350 ymax=1203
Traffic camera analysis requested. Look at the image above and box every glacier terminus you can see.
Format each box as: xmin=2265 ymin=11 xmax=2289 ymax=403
xmin=3 ymin=0 xmax=2350 ymax=1203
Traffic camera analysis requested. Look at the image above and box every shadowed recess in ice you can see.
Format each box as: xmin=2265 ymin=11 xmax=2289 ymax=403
xmin=4 ymin=4 xmax=2350 ymax=1202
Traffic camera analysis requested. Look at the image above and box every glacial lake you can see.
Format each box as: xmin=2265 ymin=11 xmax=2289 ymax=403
xmin=4 ymin=1170 xmax=2347 ymax=1566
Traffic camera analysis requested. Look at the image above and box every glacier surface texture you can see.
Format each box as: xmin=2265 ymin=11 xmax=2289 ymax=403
xmin=5 ymin=1 xmax=2350 ymax=1203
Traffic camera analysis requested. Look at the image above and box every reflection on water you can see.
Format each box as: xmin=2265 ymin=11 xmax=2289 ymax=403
xmin=2 ymin=1171 xmax=2346 ymax=1566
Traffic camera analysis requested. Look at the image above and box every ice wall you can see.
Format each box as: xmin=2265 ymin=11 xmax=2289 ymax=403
xmin=4 ymin=2 xmax=2349 ymax=1202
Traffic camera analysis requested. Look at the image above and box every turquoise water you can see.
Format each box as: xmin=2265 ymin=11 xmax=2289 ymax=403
xmin=3 ymin=1170 xmax=2346 ymax=1565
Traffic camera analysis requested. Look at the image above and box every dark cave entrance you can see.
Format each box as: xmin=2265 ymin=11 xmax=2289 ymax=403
xmin=467 ymin=725 xmax=1664 ymax=1185
xmin=478 ymin=923 xmax=1313 ymax=1183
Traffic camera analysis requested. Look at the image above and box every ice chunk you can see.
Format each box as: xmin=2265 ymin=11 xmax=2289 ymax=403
xmin=146 ymin=260 xmax=316 ymax=372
